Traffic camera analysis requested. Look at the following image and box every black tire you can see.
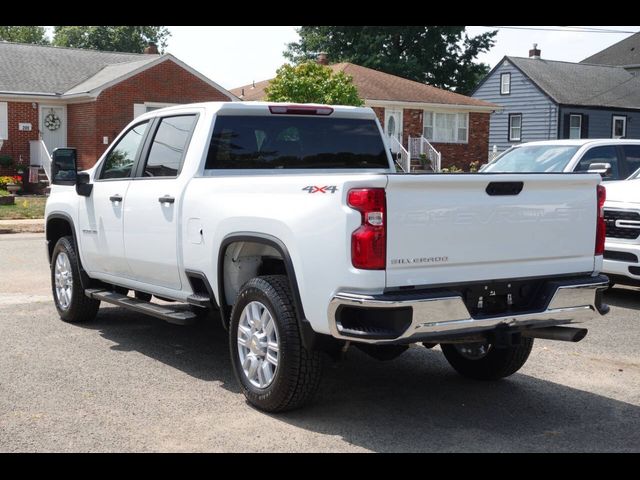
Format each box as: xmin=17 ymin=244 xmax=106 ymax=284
xmin=229 ymin=275 xmax=323 ymax=412
xmin=441 ymin=337 xmax=534 ymax=381
xmin=51 ymin=236 xmax=100 ymax=323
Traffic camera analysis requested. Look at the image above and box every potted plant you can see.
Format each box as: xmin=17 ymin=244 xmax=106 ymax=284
xmin=6 ymin=175 xmax=22 ymax=194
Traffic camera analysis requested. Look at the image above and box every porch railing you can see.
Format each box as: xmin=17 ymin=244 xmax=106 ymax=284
xmin=30 ymin=140 xmax=51 ymax=182
xmin=408 ymin=136 xmax=441 ymax=172
xmin=389 ymin=135 xmax=411 ymax=173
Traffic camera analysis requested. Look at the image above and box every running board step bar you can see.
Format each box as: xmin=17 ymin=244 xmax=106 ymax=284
xmin=85 ymin=289 xmax=198 ymax=325
xmin=186 ymin=293 xmax=212 ymax=308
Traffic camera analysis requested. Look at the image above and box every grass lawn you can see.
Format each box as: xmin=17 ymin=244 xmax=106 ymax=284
xmin=0 ymin=195 xmax=47 ymax=219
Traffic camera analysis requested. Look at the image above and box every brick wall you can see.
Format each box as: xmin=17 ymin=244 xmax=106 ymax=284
xmin=371 ymin=106 xmax=385 ymax=129
xmin=67 ymin=102 xmax=97 ymax=171
xmin=402 ymin=108 xmax=423 ymax=146
xmin=0 ymin=101 xmax=39 ymax=176
xmin=76 ymin=59 xmax=231 ymax=170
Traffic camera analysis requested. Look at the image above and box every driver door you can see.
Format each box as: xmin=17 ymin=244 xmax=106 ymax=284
xmin=78 ymin=121 xmax=151 ymax=277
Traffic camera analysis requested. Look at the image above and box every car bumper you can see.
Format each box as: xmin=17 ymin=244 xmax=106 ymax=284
xmin=603 ymin=240 xmax=640 ymax=286
xmin=327 ymin=275 xmax=609 ymax=344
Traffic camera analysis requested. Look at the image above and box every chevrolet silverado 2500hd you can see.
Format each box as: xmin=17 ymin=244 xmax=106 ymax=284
xmin=45 ymin=102 xmax=609 ymax=412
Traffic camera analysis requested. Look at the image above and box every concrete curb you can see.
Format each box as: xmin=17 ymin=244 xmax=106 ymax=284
xmin=0 ymin=219 xmax=45 ymax=234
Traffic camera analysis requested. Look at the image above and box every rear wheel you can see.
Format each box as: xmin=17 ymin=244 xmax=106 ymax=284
xmin=441 ymin=338 xmax=534 ymax=380
xmin=229 ymin=275 xmax=323 ymax=412
xmin=51 ymin=236 xmax=100 ymax=323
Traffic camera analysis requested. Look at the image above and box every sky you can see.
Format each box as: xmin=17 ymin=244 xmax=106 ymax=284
xmin=163 ymin=26 xmax=640 ymax=90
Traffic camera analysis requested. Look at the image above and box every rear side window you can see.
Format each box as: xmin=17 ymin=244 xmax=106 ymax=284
xmin=622 ymin=145 xmax=640 ymax=178
xmin=99 ymin=121 xmax=149 ymax=180
xmin=142 ymin=115 xmax=197 ymax=177
xmin=205 ymin=115 xmax=388 ymax=169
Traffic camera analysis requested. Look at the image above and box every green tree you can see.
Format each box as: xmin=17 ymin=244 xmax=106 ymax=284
xmin=265 ymin=62 xmax=363 ymax=106
xmin=284 ymin=26 xmax=497 ymax=95
xmin=52 ymin=26 xmax=170 ymax=53
xmin=0 ymin=26 xmax=49 ymax=44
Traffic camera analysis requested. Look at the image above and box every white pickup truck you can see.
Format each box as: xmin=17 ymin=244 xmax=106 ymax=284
xmin=45 ymin=102 xmax=609 ymax=412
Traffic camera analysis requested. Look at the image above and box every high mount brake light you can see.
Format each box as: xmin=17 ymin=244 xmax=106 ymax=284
xmin=268 ymin=105 xmax=334 ymax=116
xmin=347 ymin=188 xmax=386 ymax=270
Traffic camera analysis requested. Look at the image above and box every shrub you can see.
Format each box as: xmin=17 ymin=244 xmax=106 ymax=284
xmin=0 ymin=155 xmax=14 ymax=168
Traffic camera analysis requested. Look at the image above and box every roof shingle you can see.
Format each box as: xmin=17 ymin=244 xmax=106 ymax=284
xmin=507 ymin=56 xmax=640 ymax=109
xmin=581 ymin=32 xmax=640 ymax=66
xmin=0 ymin=41 xmax=159 ymax=95
xmin=231 ymin=62 xmax=497 ymax=108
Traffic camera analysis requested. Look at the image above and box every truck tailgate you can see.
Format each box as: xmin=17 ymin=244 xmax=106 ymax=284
xmin=385 ymin=174 xmax=599 ymax=288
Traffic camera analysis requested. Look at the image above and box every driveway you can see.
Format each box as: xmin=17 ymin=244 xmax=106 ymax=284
xmin=1 ymin=233 xmax=639 ymax=452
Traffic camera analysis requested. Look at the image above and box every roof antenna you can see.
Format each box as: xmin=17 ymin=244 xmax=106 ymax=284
xmin=252 ymin=80 xmax=255 ymax=89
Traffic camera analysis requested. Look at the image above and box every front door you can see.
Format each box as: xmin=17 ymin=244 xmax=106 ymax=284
xmin=385 ymin=108 xmax=403 ymax=152
xmin=78 ymin=121 xmax=151 ymax=277
xmin=39 ymin=105 xmax=67 ymax=153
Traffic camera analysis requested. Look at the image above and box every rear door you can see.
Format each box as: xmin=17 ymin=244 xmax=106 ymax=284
xmin=384 ymin=173 xmax=600 ymax=288
xmin=123 ymin=114 xmax=198 ymax=290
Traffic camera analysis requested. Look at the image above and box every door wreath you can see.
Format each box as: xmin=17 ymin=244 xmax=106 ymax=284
xmin=44 ymin=111 xmax=61 ymax=131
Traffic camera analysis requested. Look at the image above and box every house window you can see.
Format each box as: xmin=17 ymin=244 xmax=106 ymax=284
xmin=569 ymin=114 xmax=582 ymax=139
xmin=133 ymin=102 xmax=179 ymax=119
xmin=0 ymin=102 xmax=8 ymax=142
xmin=423 ymin=112 xmax=468 ymax=143
xmin=500 ymin=73 xmax=511 ymax=95
xmin=612 ymin=115 xmax=627 ymax=138
xmin=509 ymin=114 xmax=522 ymax=142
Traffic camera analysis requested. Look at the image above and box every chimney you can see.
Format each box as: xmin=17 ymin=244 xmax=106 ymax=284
xmin=144 ymin=42 xmax=159 ymax=55
xmin=529 ymin=43 xmax=541 ymax=59
xmin=317 ymin=52 xmax=329 ymax=66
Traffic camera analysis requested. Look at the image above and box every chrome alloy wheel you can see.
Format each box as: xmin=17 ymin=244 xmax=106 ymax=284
xmin=454 ymin=342 xmax=491 ymax=360
xmin=237 ymin=301 xmax=280 ymax=389
xmin=54 ymin=252 xmax=73 ymax=310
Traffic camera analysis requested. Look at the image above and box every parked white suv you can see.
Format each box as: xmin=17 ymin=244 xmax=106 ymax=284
xmin=602 ymin=176 xmax=640 ymax=288
xmin=45 ymin=102 xmax=609 ymax=412
xmin=483 ymin=139 xmax=640 ymax=181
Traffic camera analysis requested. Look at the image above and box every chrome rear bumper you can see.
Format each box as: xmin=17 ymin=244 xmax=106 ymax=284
xmin=327 ymin=275 xmax=609 ymax=344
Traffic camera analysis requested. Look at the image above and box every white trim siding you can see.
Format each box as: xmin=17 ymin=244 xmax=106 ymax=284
xmin=0 ymin=102 xmax=8 ymax=141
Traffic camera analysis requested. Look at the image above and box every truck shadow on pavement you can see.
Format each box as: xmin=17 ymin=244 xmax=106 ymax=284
xmin=604 ymin=287 xmax=640 ymax=311
xmin=79 ymin=305 xmax=639 ymax=452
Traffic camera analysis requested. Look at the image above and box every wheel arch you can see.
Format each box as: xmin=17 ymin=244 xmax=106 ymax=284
xmin=217 ymin=233 xmax=317 ymax=349
xmin=46 ymin=213 xmax=91 ymax=289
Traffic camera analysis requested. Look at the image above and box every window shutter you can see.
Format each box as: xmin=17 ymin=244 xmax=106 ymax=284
xmin=0 ymin=102 xmax=8 ymax=140
xmin=581 ymin=114 xmax=589 ymax=138
xmin=562 ymin=114 xmax=570 ymax=139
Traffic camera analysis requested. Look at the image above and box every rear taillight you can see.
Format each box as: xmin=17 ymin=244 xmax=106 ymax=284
xmin=348 ymin=188 xmax=386 ymax=269
xmin=596 ymin=184 xmax=606 ymax=255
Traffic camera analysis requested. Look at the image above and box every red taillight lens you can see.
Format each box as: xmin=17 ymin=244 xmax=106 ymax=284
xmin=348 ymin=188 xmax=386 ymax=269
xmin=596 ymin=184 xmax=606 ymax=255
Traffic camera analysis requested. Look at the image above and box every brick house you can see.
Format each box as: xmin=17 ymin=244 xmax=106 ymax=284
xmin=231 ymin=56 xmax=498 ymax=170
xmin=0 ymin=41 xmax=237 ymax=188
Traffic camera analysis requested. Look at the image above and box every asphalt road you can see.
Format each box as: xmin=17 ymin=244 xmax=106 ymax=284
xmin=1 ymin=233 xmax=639 ymax=452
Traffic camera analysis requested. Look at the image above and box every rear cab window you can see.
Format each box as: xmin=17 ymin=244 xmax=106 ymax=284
xmin=205 ymin=115 xmax=389 ymax=170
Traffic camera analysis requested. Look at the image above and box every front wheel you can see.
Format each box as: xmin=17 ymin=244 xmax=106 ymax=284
xmin=441 ymin=337 xmax=534 ymax=380
xmin=51 ymin=236 xmax=100 ymax=323
xmin=229 ymin=275 xmax=323 ymax=412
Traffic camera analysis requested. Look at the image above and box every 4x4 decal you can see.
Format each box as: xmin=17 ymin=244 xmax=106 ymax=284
xmin=302 ymin=186 xmax=338 ymax=194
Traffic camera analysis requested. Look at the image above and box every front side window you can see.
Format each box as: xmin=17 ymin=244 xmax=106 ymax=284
xmin=99 ymin=121 xmax=149 ymax=180
xmin=142 ymin=115 xmax=197 ymax=177
xmin=574 ymin=146 xmax=620 ymax=180
xmin=569 ymin=115 xmax=582 ymax=139
xmin=423 ymin=112 xmax=468 ymax=143
xmin=206 ymin=116 xmax=388 ymax=169
xmin=509 ymin=114 xmax=522 ymax=142
xmin=500 ymin=73 xmax=511 ymax=95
